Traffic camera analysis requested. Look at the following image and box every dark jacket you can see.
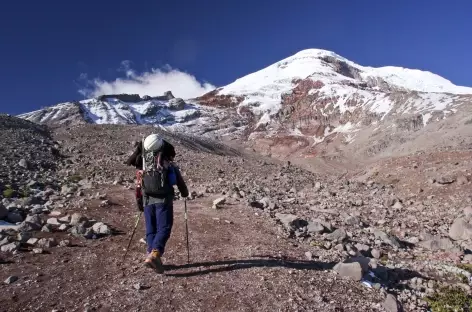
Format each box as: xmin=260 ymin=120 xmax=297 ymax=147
xmin=125 ymin=141 xmax=144 ymax=170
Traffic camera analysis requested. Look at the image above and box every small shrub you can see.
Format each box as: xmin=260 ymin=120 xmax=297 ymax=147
xmin=3 ymin=188 xmax=15 ymax=198
xmin=425 ymin=286 xmax=472 ymax=312
xmin=68 ymin=174 xmax=82 ymax=183
xmin=457 ymin=264 xmax=472 ymax=274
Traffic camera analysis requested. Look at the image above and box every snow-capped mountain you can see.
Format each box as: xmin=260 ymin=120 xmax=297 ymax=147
xmin=19 ymin=49 xmax=472 ymax=161
xmin=196 ymin=49 xmax=472 ymax=159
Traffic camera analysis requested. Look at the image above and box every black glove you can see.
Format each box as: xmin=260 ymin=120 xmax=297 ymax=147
xmin=136 ymin=197 xmax=144 ymax=212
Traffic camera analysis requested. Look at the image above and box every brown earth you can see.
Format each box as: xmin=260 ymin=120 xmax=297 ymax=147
xmin=0 ymin=185 xmax=384 ymax=312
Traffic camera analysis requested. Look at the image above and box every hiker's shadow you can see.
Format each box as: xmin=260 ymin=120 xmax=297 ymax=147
xmin=163 ymin=255 xmax=337 ymax=278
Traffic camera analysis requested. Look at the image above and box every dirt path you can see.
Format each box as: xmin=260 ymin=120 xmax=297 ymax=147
xmin=1 ymin=186 xmax=384 ymax=312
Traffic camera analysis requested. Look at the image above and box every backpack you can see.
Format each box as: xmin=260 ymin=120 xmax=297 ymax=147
xmin=141 ymin=139 xmax=177 ymax=198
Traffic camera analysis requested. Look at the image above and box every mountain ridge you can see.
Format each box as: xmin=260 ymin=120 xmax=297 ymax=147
xmin=17 ymin=48 xmax=472 ymax=166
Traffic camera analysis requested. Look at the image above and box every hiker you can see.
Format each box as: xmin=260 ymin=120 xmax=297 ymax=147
xmin=126 ymin=134 xmax=189 ymax=273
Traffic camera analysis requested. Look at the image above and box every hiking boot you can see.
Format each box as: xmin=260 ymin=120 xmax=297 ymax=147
xmin=144 ymin=249 xmax=164 ymax=274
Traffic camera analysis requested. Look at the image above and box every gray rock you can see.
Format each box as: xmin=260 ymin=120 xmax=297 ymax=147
xmin=58 ymin=224 xmax=70 ymax=232
xmin=17 ymin=232 xmax=32 ymax=243
xmin=32 ymin=248 xmax=44 ymax=254
xmin=419 ymin=236 xmax=457 ymax=251
xmin=392 ymin=201 xmax=403 ymax=209
xmin=18 ymin=158 xmax=29 ymax=169
xmin=59 ymin=240 xmax=71 ymax=247
xmin=212 ymin=197 xmax=226 ymax=209
xmin=133 ymin=283 xmax=143 ymax=290
xmin=36 ymin=238 xmax=58 ymax=248
xmin=27 ymin=238 xmax=39 ymax=245
xmin=371 ymin=248 xmax=381 ymax=259
xmin=4 ymin=276 xmax=18 ymax=284
xmin=437 ymin=176 xmax=455 ymax=185
xmin=353 ymin=199 xmax=364 ymax=207
xmin=70 ymin=223 xmax=87 ymax=235
xmin=305 ymin=251 xmax=313 ymax=260
xmin=168 ymin=98 xmax=186 ymax=110
xmin=25 ymin=214 xmax=43 ymax=226
xmin=92 ymin=222 xmax=111 ymax=235
xmin=20 ymin=221 xmax=42 ymax=232
xmin=344 ymin=215 xmax=360 ymax=226
xmin=457 ymin=176 xmax=470 ymax=185
xmin=83 ymin=228 xmax=94 ymax=239
xmin=333 ymin=261 xmax=365 ymax=281
xmin=0 ymin=204 xmax=8 ymax=219
xmin=275 ymin=213 xmax=307 ymax=232
xmin=70 ymin=213 xmax=88 ymax=226
xmin=314 ymin=182 xmax=322 ymax=190
xmin=373 ymin=230 xmax=401 ymax=248
xmin=41 ymin=224 xmax=53 ymax=232
xmin=7 ymin=212 xmax=24 ymax=223
xmin=47 ymin=218 xmax=60 ymax=225
xmin=383 ymin=294 xmax=401 ymax=312
xmin=61 ymin=185 xmax=77 ymax=195
xmin=1 ymin=242 xmax=19 ymax=252
xmin=325 ymin=228 xmax=347 ymax=242
xmin=449 ymin=218 xmax=472 ymax=241
xmin=354 ymin=243 xmax=370 ymax=253
xmin=0 ymin=237 xmax=11 ymax=246
xmin=464 ymin=207 xmax=472 ymax=217
xmin=58 ymin=215 xmax=70 ymax=223
xmin=307 ymin=221 xmax=325 ymax=234
xmin=30 ymin=205 xmax=46 ymax=214
xmin=49 ymin=210 xmax=62 ymax=217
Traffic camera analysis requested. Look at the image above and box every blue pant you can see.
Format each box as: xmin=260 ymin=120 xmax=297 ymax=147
xmin=144 ymin=202 xmax=173 ymax=255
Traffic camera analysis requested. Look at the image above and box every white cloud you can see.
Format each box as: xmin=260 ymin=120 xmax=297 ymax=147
xmin=78 ymin=63 xmax=216 ymax=99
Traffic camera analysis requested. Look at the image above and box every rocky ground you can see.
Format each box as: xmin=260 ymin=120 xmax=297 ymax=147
xmin=1 ymin=117 xmax=472 ymax=311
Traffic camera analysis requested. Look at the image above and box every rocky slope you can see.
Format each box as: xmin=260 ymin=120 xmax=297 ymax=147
xmin=1 ymin=116 xmax=472 ymax=311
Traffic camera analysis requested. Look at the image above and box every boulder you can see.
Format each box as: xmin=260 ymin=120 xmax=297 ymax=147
xmin=47 ymin=218 xmax=60 ymax=226
xmin=383 ymin=294 xmax=401 ymax=312
xmin=7 ymin=212 xmax=23 ymax=223
xmin=334 ymin=262 xmax=364 ymax=280
xmin=70 ymin=213 xmax=88 ymax=226
xmin=419 ymin=236 xmax=457 ymax=251
xmin=27 ymin=238 xmax=39 ymax=245
xmin=212 ymin=197 xmax=226 ymax=209
xmin=306 ymin=221 xmax=325 ymax=234
xmin=168 ymin=98 xmax=186 ymax=110
xmin=4 ymin=276 xmax=18 ymax=284
xmin=58 ymin=224 xmax=70 ymax=232
xmin=0 ymin=204 xmax=8 ymax=220
xmin=457 ymin=176 xmax=470 ymax=185
xmin=36 ymin=238 xmax=58 ymax=248
xmin=326 ymin=228 xmax=347 ymax=242
xmin=275 ymin=213 xmax=307 ymax=231
xmin=92 ymin=222 xmax=112 ymax=235
xmin=449 ymin=218 xmax=472 ymax=241
xmin=1 ymin=242 xmax=19 ymax=252
xmin=17 ymin=232 xmax=32 ymax=243
xmin=18 ymin=159 xmax=29 ymax=169
xmin=373 ymin=230 xmax=401 ymax=248
xmin=59 ymin=215 xmax=70 ymax=223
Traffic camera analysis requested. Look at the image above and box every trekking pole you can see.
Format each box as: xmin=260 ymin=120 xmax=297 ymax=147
xmin=121 ymin=211 xmax=142 ymax=264
xmin=184 ymin=198 xmax=190 ymax=264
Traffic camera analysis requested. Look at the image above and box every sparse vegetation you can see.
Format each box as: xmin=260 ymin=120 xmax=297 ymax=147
xmin=3 ymin=187 xmax=16 ymax=198
xmin=68 ymin=174 xmax=82 ymax=183
xmin=425 ymin=286 xmax=472 ymax=312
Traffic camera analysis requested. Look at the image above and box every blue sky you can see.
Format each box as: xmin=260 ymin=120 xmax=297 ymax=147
xmin=1 ymin=0 xmax=471 ymax=115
